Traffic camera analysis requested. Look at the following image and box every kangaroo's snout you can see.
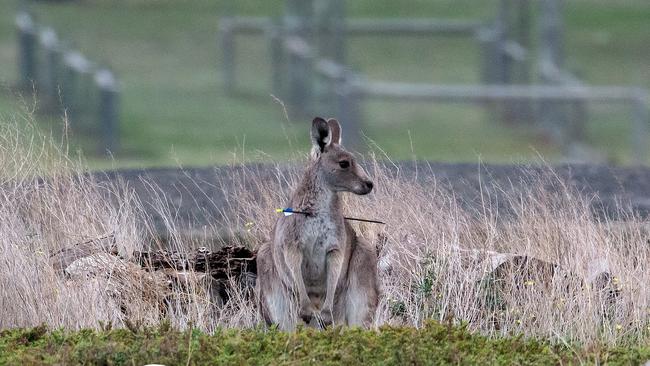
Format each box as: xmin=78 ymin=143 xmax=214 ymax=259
xmin=356 ymin=180 xmax=374 ymax=195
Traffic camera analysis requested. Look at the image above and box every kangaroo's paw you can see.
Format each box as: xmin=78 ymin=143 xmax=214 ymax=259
xmin=318 ymin=307 xmax=333 ymax=327
xmin=300 ymin=313 xmax=313 ymax=324
xmin=299 ymin=302 xmax=315 ymax=324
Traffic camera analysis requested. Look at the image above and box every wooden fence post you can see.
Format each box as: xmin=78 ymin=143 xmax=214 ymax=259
xmin=268 ymin=21 xmax=284 ymax=97
xmin=631 ymin=91 xmax=649 ymax=165
xmin=539 ymin=0 xmax=569 ymax=144
xmin=218 ymin=17 xmax=235 ymax=95
xmin=478 ymin=27 xmax=499 ymax=86
xmin=284 ymin=36 xmax=314 ymax=118
xmin=285 ymin=0 xmax=314 ymax=115
xmin=314 ymin=59 xmax=344 ymax=117
xmin=478 ymin=26 xmax=502 ymax=124
xmin=495 ymin=0 xmax=511 ymax=85
xmin=489 ymin=0 xmax=512 ymax=125
xmin=95 ymin=69 xmax=119 ymax=155
xmin=313 ymin=0 xmax=346 ymax=114
xmin=509 ymin=0 xmax=534 ymax=124
xmin=15 ymin=12 xmax=37 ymax=92
xmin=38 ymin=27 xmax=62 ymax=112
xmin=63 ymin=51 xmax=95 ymax=126
xmin=337 ymin=70 xmax=362 ymax=150
xmin=513 ymin=0 xmax=531 ymax=85
xmin=62 ymin=58 xmax=76 ymax=119
xmin=313 ymin=0 xmax=345 ymax=66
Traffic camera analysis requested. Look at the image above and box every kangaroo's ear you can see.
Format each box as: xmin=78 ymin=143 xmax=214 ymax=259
xmin=327 ymin=118 xmax=342 ymax=145
xmin=310 ymin=117 xmax=331 ymax=153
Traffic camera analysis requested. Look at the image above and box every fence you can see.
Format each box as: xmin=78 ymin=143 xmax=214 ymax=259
xmin=15 ymin=11 xmax=119 ymax=154
xmin=218 ymin=0 xmax=649 ymax=163
xmin=349 ymin=81 xmax=648 ymax=163
xmin=218 ymin=15 xmax=491 ymax=113
xmin=272 ymin=35 xmax=649 ymax=161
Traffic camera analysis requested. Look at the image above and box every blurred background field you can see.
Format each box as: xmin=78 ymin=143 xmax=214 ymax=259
xmin=0 ymin=0 xmax=648 ymax=169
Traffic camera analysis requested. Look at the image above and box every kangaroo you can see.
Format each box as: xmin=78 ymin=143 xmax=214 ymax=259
xmin=256 ymin=117 xmax=379 ymax=330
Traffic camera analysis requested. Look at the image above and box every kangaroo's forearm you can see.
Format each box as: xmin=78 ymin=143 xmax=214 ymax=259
xmin=323 ymin=249 xmax=344 ymax=310
xmin=282 ymin=248 xmax=311 ymax=303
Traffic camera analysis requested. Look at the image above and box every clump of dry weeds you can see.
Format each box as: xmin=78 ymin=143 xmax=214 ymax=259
xmin=0 ymin=113 xmax=256 ymax=332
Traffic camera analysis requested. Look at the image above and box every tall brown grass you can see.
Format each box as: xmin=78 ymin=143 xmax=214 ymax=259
xmin=227 ymin=156 xmax=650 ymax=346
xmin=1 ymin=112 xmax=648 ymax=346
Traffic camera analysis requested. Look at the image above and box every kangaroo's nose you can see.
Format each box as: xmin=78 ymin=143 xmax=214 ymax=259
xmin=365 ymin=181 xmax=374 ymax=192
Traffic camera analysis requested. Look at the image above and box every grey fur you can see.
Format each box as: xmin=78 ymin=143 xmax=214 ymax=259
xmin=256 ymin=117 xmax=379 ymax=330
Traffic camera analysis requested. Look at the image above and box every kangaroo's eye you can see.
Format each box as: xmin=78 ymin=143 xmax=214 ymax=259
xmin=338 ymin=160 xmax=350 ymax=169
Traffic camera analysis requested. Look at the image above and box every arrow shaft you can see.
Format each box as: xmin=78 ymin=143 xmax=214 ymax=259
xmin=343 ymin=216 xmax=386 ymax=225
xmin=278 ymin=208 xmax=384 ymax=225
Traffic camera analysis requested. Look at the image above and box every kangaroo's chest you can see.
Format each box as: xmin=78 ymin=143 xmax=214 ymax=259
xmin=299 ymin=216 xmax=343 ymax=285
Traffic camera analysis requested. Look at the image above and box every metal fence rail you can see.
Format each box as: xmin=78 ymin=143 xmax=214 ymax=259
xmin=345 ymin=18 xmax=484 ymax=36
xmin=358 ymin=82 xmax=647 ymax=103
xmin=218 ymin=16 xmax=485 ymax=37
xmin=349 ymin=81 xmax=648 ymax=164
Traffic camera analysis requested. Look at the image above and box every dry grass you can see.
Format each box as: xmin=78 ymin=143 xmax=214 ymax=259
xmin=1 ymin=112 xmax=649 ymax=347
xmin=223 ymin=153 xmax=650 ymax=346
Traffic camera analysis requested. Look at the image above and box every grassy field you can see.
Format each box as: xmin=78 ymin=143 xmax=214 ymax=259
xmin=0 ymin=0 xmax=648 ymax=168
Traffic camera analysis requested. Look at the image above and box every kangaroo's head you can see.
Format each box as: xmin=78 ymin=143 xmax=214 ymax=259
xmin=309 ymin=117 xmax=373 ymax=195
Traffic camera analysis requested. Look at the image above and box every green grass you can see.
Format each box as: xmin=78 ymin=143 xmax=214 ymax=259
xmin=0 ymin=0 xmax=648 ymax=168
xmin=2 ymin=321 xmax=649 ymax=365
